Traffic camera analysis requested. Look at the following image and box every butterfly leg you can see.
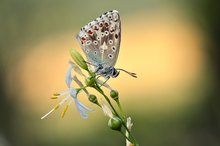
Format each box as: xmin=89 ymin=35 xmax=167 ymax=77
xmin=98 ymin=76 xmax=110 ymax=88
xmin=96 ymin=75 xmax=102 ymax=79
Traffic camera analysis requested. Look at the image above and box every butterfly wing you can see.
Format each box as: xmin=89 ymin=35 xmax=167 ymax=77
xmin=76 ymin=10 xmax=121 ymax=68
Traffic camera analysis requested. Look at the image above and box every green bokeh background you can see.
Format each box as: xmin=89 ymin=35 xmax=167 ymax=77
xmin=0 ymin=0 xmax=220 ymax=146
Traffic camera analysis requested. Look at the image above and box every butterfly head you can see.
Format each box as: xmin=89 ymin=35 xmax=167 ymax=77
xmin=111 ymin=68 xmax=120 ymax=78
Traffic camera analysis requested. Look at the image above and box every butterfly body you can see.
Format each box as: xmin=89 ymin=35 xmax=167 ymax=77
xmin=76 ymin=10 xmax=121 ymax=78
xmin=95 ymin=64 xmax=120 ymax=78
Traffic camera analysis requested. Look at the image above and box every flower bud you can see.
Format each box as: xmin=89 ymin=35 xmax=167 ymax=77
xmin=70 ymin=48 xmax=88 ymax=70
xmin=85 ymin=77 xmax=95 ymax=87
xmin=110 ymin=90 xmax=119 ymax=100
xmin=108 ymin=116 xmax=122 ymax=131
xmin=88 ymin=94 xmax=98 ymax=104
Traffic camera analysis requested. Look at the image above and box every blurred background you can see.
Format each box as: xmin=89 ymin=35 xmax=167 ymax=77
xmin=0 ymin=0 xmax=220 ymax=146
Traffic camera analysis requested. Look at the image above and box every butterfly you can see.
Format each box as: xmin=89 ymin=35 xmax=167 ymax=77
xmin=76 ymin=10 xmax=136 ymax=79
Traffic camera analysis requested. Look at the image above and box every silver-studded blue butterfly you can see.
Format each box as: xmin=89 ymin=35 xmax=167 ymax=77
xmin=76 ymin=10 xmax=136 ymax=79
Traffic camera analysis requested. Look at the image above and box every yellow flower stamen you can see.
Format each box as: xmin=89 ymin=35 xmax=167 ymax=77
xmin=53 ymin=93 xmax=60 ymax=96
xmin=51 ymin=96 xmax=58 ymax=99
xmin=61 ymin=105 xmax=69 ymax=118
xmin=54 ymin=104 xmax=60 ymax=110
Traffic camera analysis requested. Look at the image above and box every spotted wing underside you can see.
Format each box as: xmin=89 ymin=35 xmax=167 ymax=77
xmin=76 ymin=10 xmax=121 ymax=68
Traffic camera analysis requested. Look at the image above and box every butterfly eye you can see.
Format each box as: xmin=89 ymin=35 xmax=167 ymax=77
xmin=94 ymin=51 xmax=97 ymax=55
xmin=109 ymin=40 xmax=113 ymax=44
xmin=108 ymin=54 xmax=114 ymax=59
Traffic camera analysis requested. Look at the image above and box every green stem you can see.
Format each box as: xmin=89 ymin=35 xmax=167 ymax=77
xmin=119 ymin=130 xmax=132 ymax=143
xmin=122 ymin=122 xmax=139 ymax=146
xmin=79 ymin=85 xmax=88 ymax=90
xmin=116 ymin=99 xmax=126 ymax=120
xmin=95 ymin=85 xmax=139 ymax=146
xmin=95 ymin=85 xmax=118 ymax=116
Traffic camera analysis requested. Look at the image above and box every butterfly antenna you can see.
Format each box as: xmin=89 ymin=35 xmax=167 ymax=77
xmin=116 ymin=68 xmax=137 ymax=78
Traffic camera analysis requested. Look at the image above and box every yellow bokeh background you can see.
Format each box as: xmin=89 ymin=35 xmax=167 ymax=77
xmin=1 ymin=1 xmax=218 ymax=146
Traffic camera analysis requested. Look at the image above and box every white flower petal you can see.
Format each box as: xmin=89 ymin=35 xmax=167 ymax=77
xmin=65 ymin=64 xmax=73 ymax=88
xmin=74 ymin=98 xmax=90 ymax=119
xmin=73 ymin=75 xmax=89 ymax=96
xmin=77 ymin=100 xmax=93 ymax=112
xmin=69 ymin=61 xmax=86 ymax=77
xmin=69 ymin=87 xmax=77 ymax=99
xmin=100 ymin=100 xmax=113 ymax=119
xmin=69 ymin=87 xmax=92 ymax=119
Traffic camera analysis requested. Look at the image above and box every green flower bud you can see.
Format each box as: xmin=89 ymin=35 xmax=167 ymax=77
xmin=85 ymin=77 xmax=95 ymax=87
xmin=88 ymin=94 xmax=98 ymax=104
xmin=70 ymin=48 xmax=88 ymax=70
xmin=108 ymin=116 xmax=122 ymax=131
xmin=110 ymin=90 xmax=119 ymax=100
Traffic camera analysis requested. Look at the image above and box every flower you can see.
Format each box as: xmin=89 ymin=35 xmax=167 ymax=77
xmin=41 ymin=62 xmax=92 ymax=119
xmin=41 ymin=90 xmax=71 ymax=119
xmin=65 ymin=63 xmax=73 ymax=88
xmin=41 ymin=86 xmax=92 ymax=119
xmin=72 ymin=75 xmax=89 ymax=95
xmin=66 ymin=61 xmax=86 ymax=88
